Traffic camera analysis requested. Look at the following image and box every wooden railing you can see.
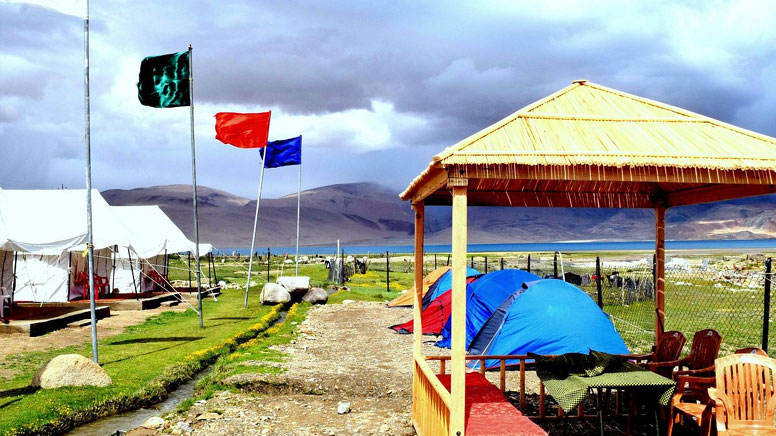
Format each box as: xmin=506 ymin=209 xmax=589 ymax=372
xmin=413 ymin=355 xmax=451 ymax=436
xmin=425 ymin=354 xmax=641 ymax=420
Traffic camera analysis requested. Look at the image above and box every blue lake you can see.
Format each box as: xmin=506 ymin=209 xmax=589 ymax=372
xmin=221 ymin=239 xmax=776 ymax=256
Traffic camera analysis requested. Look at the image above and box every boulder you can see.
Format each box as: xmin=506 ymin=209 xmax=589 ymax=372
xmin=302 ymin=287 xmax=328 ymax=305
xmin=141 ymin=416 xmax=165 ymax=429
xmin=32 ymin=353 xmax=112 ymax=389
xmin=261 ymin=283 xmax=291 ymax=304
xmin=277 ymin=276 xmax=310 ymax=298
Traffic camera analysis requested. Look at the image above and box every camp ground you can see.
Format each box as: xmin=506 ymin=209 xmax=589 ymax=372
xmin=0 ymin=189 xmax=214 ymax=335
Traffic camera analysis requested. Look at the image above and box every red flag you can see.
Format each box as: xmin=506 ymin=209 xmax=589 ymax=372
xmin=214 ymin=111 xmax=271 ymax=148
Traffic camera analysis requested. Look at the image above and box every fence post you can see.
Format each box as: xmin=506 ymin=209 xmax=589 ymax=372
xmin=500 ymin=258 xmax=504 ymax=270
xmin=341 ymin=249 xmax=345 ymax=285
xmin=554 ymin=252 xmax=558 ymax=278
xmin=470 ymin=256 xmax=474 ymax=268
xmin=527 ymin=254 xmax=531 ymax=273
xmin=596 ymin=256 xmax=603 ymax=308
xmin=447 ymin=254 xmax=451 ymax=266
xmin=652 ymin=254 xmax=657 ymax=298
xmin=485 ymin=256 xmax=488 ymax=274
xmin=763 ymin=257 xmax=772 ymax=352
xmin=386 ymin=250 xmax=390 ymax=293
xmin=266 ymin=248 xmax=270 ymax=283
xmin=434 ymin=253 xmax=437 ymax=269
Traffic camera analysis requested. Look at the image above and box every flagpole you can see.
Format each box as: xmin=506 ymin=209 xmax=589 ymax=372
xmin=295 ymin=162 xmax=301 ymax=276
xmin=83 ymin=0 xmax=98 ymax=364
xmin=244 ymin=160 xmax=266 ymax=307
xmin=188 ymin=44 xmax=203 ymax=329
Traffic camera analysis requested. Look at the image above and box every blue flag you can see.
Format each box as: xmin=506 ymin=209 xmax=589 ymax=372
xmin=261 ymin=136 xmax=302 ymax=168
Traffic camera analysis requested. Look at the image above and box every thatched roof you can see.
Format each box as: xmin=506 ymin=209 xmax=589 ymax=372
xmin=401 ymin=80 xmax=776 ymax=208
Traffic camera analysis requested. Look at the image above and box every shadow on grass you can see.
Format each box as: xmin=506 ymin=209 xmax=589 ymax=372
xmin=107 ymin=337 xmax=203 ymax=345
xmin=0 ymin=385 xmax=39 ymax=400
xmin=101 ymin=339 xmax=201 ymax=365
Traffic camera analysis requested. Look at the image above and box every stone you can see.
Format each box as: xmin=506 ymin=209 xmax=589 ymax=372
xmin=141 ymin=416 xmax=165 ymax=429
xmin=302 ymin=287 xmax=328 ymax=305
xmin=197 ymin=412 xmax=221 ymax=420
xmin=32 ymin=353 xmax=112 ymax=389
xmin=337 ymin=401 xmax=351 ymax=414
xmin=261 ymin=283 xmax=291 ymax=304
xmin=277 ymin=276 xmax=310 ymax=298
xmin=342 ymin=299 xmax=355 ymax=305
xmin=175 ymin=421 xmax=193 ymax=432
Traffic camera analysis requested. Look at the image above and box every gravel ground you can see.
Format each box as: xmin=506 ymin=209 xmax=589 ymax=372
xmin=127 ymin=301 xmax=696 ymax=436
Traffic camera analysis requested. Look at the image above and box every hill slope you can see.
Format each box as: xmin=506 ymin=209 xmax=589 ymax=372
xmin=102 ymin=183 xmax=776 ymax=248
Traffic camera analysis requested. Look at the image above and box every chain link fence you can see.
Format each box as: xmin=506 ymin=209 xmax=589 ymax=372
xmin=362 ymin=250 xmax=774 ymax=356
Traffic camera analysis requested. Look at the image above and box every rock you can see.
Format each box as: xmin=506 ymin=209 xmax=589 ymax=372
xmin=337 ymin=401 xmax=351 ymax=414
xmin=32 ymin=354 xmax=112 ymax=388
xmin=175 ymin=421 xmax=193 ymax=433
xmin=277 ymin=276 xmax=310 ymax=298
xmin=197 ymin=412 xmax=221 ymax=420
xmin=261 ymin=283 xmax=291 ymax=304
xmin=302 ymin=287 xmax=328 ymax=305
xmin=342 ymin=299 xmax=355 ymax=305
xmin=141 ymin=416 xmax=165 ymax=429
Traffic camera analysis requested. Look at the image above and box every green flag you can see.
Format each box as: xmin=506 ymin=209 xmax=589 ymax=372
xmin=137 ymin=51 xmax=190 ymax=108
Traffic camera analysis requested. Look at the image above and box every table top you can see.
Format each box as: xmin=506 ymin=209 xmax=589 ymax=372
xmin=534 ymin=352 xmax=676 ymax=413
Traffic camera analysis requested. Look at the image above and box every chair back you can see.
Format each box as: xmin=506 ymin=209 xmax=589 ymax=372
xmin=714 ymin=354 xmax=776 ymax=425
xmin=736 ymin=347 xmax=768 ymax=356
xmin=656 ymin=330 xmax=686 ymax=362
xmin=688 ymin=329 xmax=722 ymax=370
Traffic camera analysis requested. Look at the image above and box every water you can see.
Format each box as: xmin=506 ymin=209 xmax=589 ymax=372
xmin=63 ymin=369 xmax=210 ymax=436
xmin=222 ymin=238 xmax=776 ymax=256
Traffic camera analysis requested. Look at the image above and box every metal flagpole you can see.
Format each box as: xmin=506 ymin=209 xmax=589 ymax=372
xmin=188 ymin=44 xmax=203 ymax=329
xmin=295 ymin=162 xmax=301 ymax=276
xmin=244 ymin=160 xmax=266 ymax=307
xmin=83 ymin=0 xmax=99 ymax=364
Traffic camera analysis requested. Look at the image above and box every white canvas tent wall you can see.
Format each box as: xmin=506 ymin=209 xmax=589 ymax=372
xmin=0 ymin=189 xmax=135 ymax=302
xmin=112 ymin=205 xmax=200 ymax=294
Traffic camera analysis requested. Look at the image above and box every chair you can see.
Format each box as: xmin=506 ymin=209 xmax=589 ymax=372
xmin=629 ymin=330 xmax=686 ymax=377
xmin=75 ymin=271 xmax=111 ymax=300
xmin=668 ymin=347 xmax=769 ymax=436
xmin=147 ymin=270 xmax=169 ymax=290
xmin=708 ymin=353 xmax=776 ymax=436
xmin=0 ymin=286 xmax=11 ymax=322
xmin=650 ymin=329 xmax=722 ymax=381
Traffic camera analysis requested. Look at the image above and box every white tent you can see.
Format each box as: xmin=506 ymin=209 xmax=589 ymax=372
xmin=0 ymin=189 xmax=135 ymax=302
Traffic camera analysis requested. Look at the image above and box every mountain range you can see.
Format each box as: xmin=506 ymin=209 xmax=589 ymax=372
xmin=102 ymin=183 xmax=776 ymax=248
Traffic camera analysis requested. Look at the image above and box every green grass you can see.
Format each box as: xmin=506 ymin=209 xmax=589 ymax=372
xmin=0 ymin=290 xmax=280 ymax=436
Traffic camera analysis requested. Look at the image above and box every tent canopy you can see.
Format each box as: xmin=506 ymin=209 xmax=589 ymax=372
xmin=436 ymin=268 xmax=540 ymax=349
xmin=468 ymin=279 xmax=629 ymax=369
xmin=388 ymin=266 xmax=450 ymax=307
xmin=421 ymin=267 xmax=480 ymax=309
xmin=114 ymin=205 xmax=198 ymax=258
xmin=0 ymin=189 xmax=134 ymax=255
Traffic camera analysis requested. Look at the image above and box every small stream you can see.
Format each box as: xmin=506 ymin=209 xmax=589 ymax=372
xmin=64 ymin=309 xmax=290 ymax=436
xmin=63 ymin=368 xmax=210 ymax=436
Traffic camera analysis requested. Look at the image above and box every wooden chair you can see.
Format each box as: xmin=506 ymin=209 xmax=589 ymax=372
xmin=708 ymin=353 xmax=776 ymax=436
xmin=650 ymin=329 xmax=722 ymax=381
xmin=629 ymin=330 xmax=686 ymax=378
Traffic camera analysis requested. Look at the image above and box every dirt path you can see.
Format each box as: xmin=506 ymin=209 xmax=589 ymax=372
xmin=0 ymin=305 xmax=186 ymax=378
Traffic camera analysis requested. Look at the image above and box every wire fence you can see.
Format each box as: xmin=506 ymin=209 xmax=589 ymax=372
xmin=356 ymin=250 xmax=774 ymax=356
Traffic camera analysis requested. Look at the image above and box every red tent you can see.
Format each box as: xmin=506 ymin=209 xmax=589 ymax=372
xmin=390 ymin=276 xmax=478 ymax=335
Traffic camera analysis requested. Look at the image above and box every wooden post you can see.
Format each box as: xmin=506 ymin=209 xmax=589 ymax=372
xmin=386 ymin=251 xmax=390 ymax=293
xmin=500 ymin=257 xmax=504 ymax=270
xmin=763 ymin=257 xmax=772 ymax=352
xmin=266 ymin=248 xmax=270 ymax=283
xmin=450 ymin=181 xmax=468 ymax=436
xmin=554 ymin=252 xmax=558 ymax=278
xmin=527 ymin=254 xmax=531 ymax=273
xmin=655 ymin=205 xmax=666 ymax=345
xmin=434 ymin=253 xmax=437 ymax=269
xmin=413 ymin=203 xmax=425 ymax=356
xmin=484 ymin=256 xmax=488 ymax=274
xmin=596 ymin=256 xmax=603 ymax=308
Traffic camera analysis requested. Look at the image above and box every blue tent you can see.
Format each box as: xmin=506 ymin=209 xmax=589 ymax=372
xmin=421 ymin=267 xmax=480 ymax=310
xmin=468 ymin=279 xmax=629 ymax=369
xmin=436 ymin=269 xmax=540 ymax=349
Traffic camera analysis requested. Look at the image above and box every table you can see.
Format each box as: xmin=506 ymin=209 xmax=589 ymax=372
xmin=534 ymin=351 xmax=676 ymax=436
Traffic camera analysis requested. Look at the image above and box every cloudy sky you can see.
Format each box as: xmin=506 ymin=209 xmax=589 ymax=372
xmin=1 ymin=0 xmax=775 ymax=198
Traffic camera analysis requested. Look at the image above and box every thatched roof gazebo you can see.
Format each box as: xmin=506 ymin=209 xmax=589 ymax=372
xmin=400 ymin=80 xmax=776 ymax=436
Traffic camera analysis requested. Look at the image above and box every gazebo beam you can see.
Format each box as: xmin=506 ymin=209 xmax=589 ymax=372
xmin=655 ymin=205 xmax=666 ymax=345
xmin=424 ymin=190 xmax=658 ymax=208
xmin=454 ymin=165 xmax=776 ymax=186
xmin=449 ymin=179 xmax=468 ymax=436
xmin=412 ymin=168 xmax=448 ymax=205
xmin=666 ymin=183 xmax=776 ymax=207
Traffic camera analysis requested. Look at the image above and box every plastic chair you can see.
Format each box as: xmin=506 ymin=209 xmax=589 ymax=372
xmin=629 ymin=331 xmax=686 ymax=377
xmin=709 ymin=354 xmax=776 ymax=436
xmin=0 ymin=286 xmax=11 ymax=322
xmin=650 ymin=329 xmax=721 ymax=381
xmin=147 ymin=270 xmax=169 ymax=290
xmin=76 ymin=271 xmax=111 ymax=300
